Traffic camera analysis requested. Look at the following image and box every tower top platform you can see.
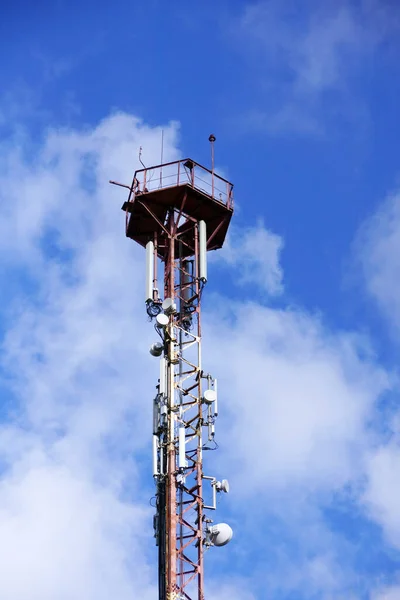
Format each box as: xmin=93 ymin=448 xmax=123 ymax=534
xmin=120 ymin=158 xmax=234 ymax=259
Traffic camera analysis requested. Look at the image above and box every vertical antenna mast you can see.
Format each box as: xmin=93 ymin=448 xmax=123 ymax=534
xmin=209 ymin=134 xmax=216 ymax=199
xmin=111 ymin=135 xmax=234 ymax=600
xmin=160 ymin=129 xmax=164 ymax=189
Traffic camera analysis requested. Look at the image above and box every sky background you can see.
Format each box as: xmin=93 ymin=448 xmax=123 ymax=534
xmin=1 ymin=1 xmax=400 ymax=599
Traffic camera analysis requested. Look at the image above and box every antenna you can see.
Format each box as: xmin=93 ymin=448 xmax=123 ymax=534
xmin=139 ymin=146 xmax=146 ymax=169
xmin=146 ymin=240 xmax=155 ymax=302
xmin=199 ymin=220 xmax=208 ymax=282
xmin=159 ymin=130 xmax=164 ymax=188
xmin=209 ymin=134 xmax=216 ymax=198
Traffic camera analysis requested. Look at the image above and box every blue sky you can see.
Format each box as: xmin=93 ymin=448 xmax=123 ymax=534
xmin=1 ymin=1 xmax=400 ymax=599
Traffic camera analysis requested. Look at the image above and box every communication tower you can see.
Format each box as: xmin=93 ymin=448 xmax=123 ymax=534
xmin=111 ymin=135 xmax=234 ymax=600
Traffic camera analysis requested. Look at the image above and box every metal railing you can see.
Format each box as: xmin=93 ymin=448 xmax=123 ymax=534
xmin=130 ymin=159 xmax=234 ymax=209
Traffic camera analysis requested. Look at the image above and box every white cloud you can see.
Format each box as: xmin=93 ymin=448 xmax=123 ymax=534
xmin=234 ymin=0 xmax=398 ymax=134
xmin=363 ymin=442 xmax=400 ymax=549
xmin=214 ymin=221 xmax=284 ymax=295
xmin=242 ymin=3 xmax=361 ymax=92
xmin=0 ymin=453 xmax=155 ymax=600
xmin=206 ymin=301 xmax=389 ymax=493
xmin=356 ymin=191 xmax=400 ymax=332
xmin=0 ymin=108 xmax=397 ymax=599
xmin=285 ymin=555 xmax=359 ymax=600
xmin=353 ymin=188 xmax=400 ymax=585
xmin=0 ymin=112 xmax=180 ymax=599
xmin=207 ymin=581 xmax=256 ymax=600
xmin=373 ymin=585 xmax=400 ymax=600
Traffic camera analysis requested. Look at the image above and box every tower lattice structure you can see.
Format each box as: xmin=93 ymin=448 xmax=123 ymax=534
xmin=112 ymin=145 xmax=234 ymax=600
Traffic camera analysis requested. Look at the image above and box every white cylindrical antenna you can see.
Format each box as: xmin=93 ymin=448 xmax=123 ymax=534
xmin=199 ymin=220 xmax=207 ymax=283
xmin=178 ymin=426 xmax=186 ymax=469
xmin=214 ymin=378 xmax=218 ymax=417
xmin=212 ymin=478 xmax=217 ymax=508
xmin=146 ymin=240 xmax=154 ymax=302
xmin=159 ymin=357 xmax=166 ymax=395
xmin=152 ymin=435 xmax=159 ymax=477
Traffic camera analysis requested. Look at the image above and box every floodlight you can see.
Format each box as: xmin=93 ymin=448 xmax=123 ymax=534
xmin=156 ymin=313 xmax=169 ymax=328
xmin=209 ymin=523 xmax=233 ymax=547
xmin=149 ymin=342 xmax=163 ymax=357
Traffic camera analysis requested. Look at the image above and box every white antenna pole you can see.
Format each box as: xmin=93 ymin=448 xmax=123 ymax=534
xmin=199 ymin=221 xmax=207 ymax=283
xmin=159 ymin=357 xmax=166 ymax=395
xmin=146 ymin=241 xmax=154 ymax=302
xmin=153 ymin=435 xmax=159 ymax=477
